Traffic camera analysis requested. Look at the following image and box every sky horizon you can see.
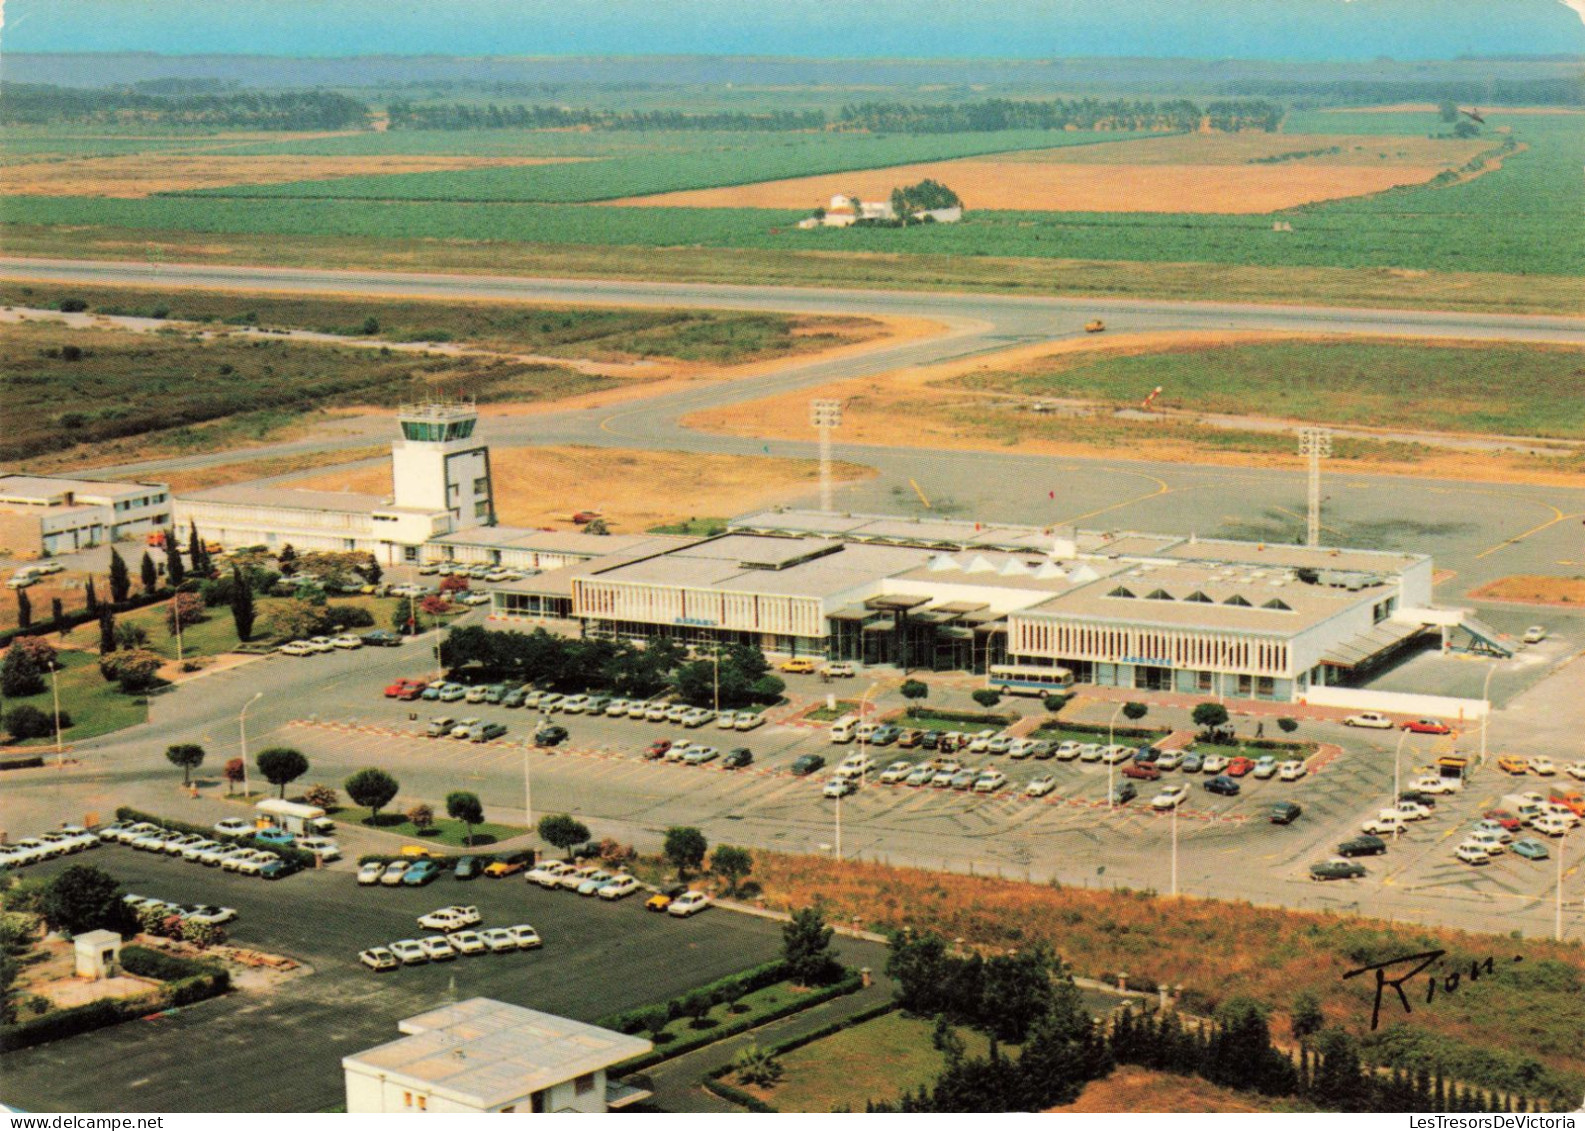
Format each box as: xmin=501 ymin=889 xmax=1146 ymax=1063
xmin=4 ymin=0 xmax=1584 ymax=62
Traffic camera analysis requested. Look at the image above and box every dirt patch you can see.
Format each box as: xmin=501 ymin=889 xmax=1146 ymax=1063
xmin=155 ymin=447 xmax=390 ymax=493
xmin=1051 ymin=1066 xmax=1278 ymax=1113
xmin=1467 ymin=576 xmax=1585 ymax=606
xmin=994 ymin=132 xmax=1488 ymax=167
xmin=287 ymin=446 xmax=876 ymax=533
xmin=0 ymin=155 xmax=582 ymax=197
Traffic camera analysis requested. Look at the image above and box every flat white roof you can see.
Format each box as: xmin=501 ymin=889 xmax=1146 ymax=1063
xmin=0 ymin=474 xmax=165 ymax=503
xmin=183 ymin=484 xmax=438 ymax=517
xmin=343 ymin=999 xmax=650 ymax=1109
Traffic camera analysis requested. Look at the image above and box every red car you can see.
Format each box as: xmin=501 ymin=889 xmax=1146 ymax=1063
xmin=1482 ymin=810 xmax=1523 ymax=832
xmin=1402 ymin=718 xmax=1452 ymax=735
xmin=1121 ymin=761 xmax=1161 ymax=781
xmin=384 ymin=678 xmax=421 ymax=698
xmin=396 ymin=680 xmax=429 ymax=701
xmin=645 ymin=740 xmax=671 ymax=761
xmin=1225 ymin=757 xmax=1256 ymax=778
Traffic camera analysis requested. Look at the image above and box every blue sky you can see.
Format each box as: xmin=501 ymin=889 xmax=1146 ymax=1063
xmin=4 ymin=0 xmax=1582 ymax=59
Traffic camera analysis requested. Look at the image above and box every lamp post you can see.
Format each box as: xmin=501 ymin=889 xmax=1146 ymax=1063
xmin=1478 ymin=661 xmax=1499 ymax=766
xmin=1107 ymin=701 xmax=1126 ymax=810
xmin=522 ymin=740 xmax=534 ymax=848
xmin=834 ymin=789 xmax=842 ymax=860
xmin=711 ymin=648 xmax=720 ymax=716
xmin=1170 ymin=798 xmax=1179 ymax=898
xmin=1392 ymin=728 xmax=1409 ymax=840
xmin=1556 ymin=829 xmax=1565 ymax=943
xmin=49 ymin=662 xmax=63 ymax=765
xmin=239 ymin=691 xmax=263 ymax=799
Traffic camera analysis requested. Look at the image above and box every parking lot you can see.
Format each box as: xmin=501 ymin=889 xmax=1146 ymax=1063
xmin=2 ymin=846 xmax=794 ymax=1113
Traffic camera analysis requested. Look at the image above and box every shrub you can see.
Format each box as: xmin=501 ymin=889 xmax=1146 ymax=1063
xmin=5 ymin=705 xmax=60 ymax=741
xmin=971 ymin=689 xmax=1002 ymax=708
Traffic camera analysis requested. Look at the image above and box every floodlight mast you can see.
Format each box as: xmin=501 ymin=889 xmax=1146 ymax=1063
xmin=810 ymin=399 xmax=844 ymax=513
xmin=1298 ymin=427 xmax=1333 ymax=548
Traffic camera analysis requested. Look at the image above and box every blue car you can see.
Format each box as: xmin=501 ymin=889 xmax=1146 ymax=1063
xmin=1204 ymin=775 xmax=1241 ymax=797
xmin=1133 ymin=746 xmax=1161 ymax=764
xmin=259 ymin=858 xmax=301 ymax=881
xmin=402 ymin=859 xmax=442 ymax=886
xmin=253 ymin=827 xmax=296 ymax=846
xmin=1511 ymin=838 xmax=1550 ymax=861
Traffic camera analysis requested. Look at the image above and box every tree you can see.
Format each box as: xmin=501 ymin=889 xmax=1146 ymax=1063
xmin=40 ymin=864 xmax=131 ymax=937
xmin=15 ymin=587 xmax=31 ymax=630
xmin=165 ymin=742 xmax=205 ymax=785
xmin=1122 ymin=701 xmax=1148 ymax=722
xmin=1453 ymin=119 xmax=1479 ymax=138
xmin=228 ymin=564 xmax=257 ymax=641
xmin=223 ymin=757 xmax=246 ymax=795
xmin=277 ymin=543 xmax=298 ymax=575
xmin=1044 ymin=692 xmax=1069 ymax=712
xmin=900 ymin=679 xmax=928 ymax=701
xmin=108 ymin=547 xmax=131 ymax=603
xmin=114 ymin=621 xmax=147 ymax=651
xmin=83 ymin=576 xmax=99 ymax=616
xmin=361 ymin=315 xmax=380 ymax=335
xmin=392 ymin=600 xmax=426 ymax=636
xmin=1192 ymin=701 xmax=1229 ymax=735
xmin=782 ymin=904 xmax=842 ymax=987
xmin=166 ymin=591 xmax=205 ymax=635
xmin=345 ymin=767 xmax=400 ymax=824
xmin=711 ymin=844 xmax=753 ymax=896
xmin=302 ymin=782 xmax=339 ymax=809
xmin=638 ymin=1007 xmax=670 ymax=1044
xmin=537 ymin=813 xmax=591 ymax=859
xmin=255 ymin=746 xmax=309 ymax=798
xmin=971 ymin=688 xmax=1002 ymax=708
xmin=139 ymin=551 xmax=158 ymax=596
xmin=5 ymin=704 xmax=61 ymax=740
xmin=50 ymin=596 xmax=65 ymax=633
xmin=406 ymin=803 xmax=435 ymax=833
xmin=186 ymin=523 xmax=208 ymax=577
xmin=732 ymin=1045 xmax=784 ymax=1087
xmin=96 ymin=605 xmax=117 ymax=654
xmin=663 ymin=825 xmax=708 ymax=878
xmin=1 ymin=642 xmax=44 ymax=697
xmin=446 ymin=791 xmax=484 ymax=846
xmin=1277 ymin=717 xmax=1299 ymax=735
xmin=163 ymin=527 xmax=184 ymax=587
xmin=1438 ymin=98 xmax=1459 ymax=123
xmin=98 ymin=647 xmax=162 ymax=692
xmin=261 ymin=599 xmax=322 ymax=642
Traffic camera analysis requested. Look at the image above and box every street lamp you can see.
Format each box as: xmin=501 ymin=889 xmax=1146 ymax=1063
xmin=1107 ymin=702 xmax=1126 ymax=810
xmin=522 ymin=739 xmax=534 ymax=849
xmin=239 ymin=691 xmax=263 ymax=798
xmin=1478 ymin=661 xmax=1499 ymax=766
xmin=1392 ymin=728 xmax=1409 ymax=840
xmin=49 ymin=662 xmax=63 ymax=765
xmin=1170 ymin=799 xmax=1179 ymax=898
xmin=1556 ymin=828 xmax=1565 ymax=943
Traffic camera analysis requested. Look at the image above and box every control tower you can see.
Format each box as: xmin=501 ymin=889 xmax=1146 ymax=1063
xmin=392 ymin=400 xmax=495 ymax=529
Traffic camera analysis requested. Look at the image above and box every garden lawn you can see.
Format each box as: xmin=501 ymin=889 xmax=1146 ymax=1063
xmin=2 ymin=649 xmax=147 ymax=746
xmin=645 ymin=979 xmax=827 ymax=1049
xmin=1032 ymin=724 xmax=1171 ymax=747
xmin=330 ymin=805 xmax=527 ymax=848
xmin=804 ymin=701 xmax=858 ymax=723
xmin=742 ymin=1011 xmax=991 ymax=1113
xmin=904 ymin=711 xmax=1016 ymax=734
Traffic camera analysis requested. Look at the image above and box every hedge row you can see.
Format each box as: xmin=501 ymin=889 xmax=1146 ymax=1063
xmin=0 ymin=587 xmax=176 ymax=650
xmin=114 ymin=805 xmax=316 ymax=870
xmin=611 ymin=967 xmax=865 ymax=1076
xmin=0 ymin=957 xmax=229 ymax=1053
xmin=601 ymin=960 xmax=787 ymax=1034
xmin=355 ymin=851 xmax=516 ymax=868
xmin=904 ymin=707 xmax=1016 ymax=726
xmin=700 ymin=1001 xmax=900 ymax=1113
xmin=119 ymin=943 xmax=222 ymax=983
xmin=1037 ymin=720 xmax=1165 ymax=741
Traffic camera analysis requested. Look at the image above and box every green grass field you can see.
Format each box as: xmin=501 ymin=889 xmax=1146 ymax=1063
xmin=954 ymin=338 xmax=1585 ymax=440
xmin=3 ymin=649 xmax=149 ymax=747
xmin=332 ymin=804 xmax=527 ymax=847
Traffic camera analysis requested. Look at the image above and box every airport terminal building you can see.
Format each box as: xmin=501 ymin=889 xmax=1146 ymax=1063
xmin=485 ymin=509 xmax=1450 ymax=703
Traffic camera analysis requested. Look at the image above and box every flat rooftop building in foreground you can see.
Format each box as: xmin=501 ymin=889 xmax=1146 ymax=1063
xmin=343 ymin=998 xmax=652 ymax=1114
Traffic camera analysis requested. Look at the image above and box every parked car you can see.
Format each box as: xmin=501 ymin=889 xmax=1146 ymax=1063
xmin=417 ymin=905 xmax=482 ymax=931
xmin=1204 ymin=775 xmax=1241 ymax=797
xmin=1529 ymin=757 xmax=1557 ymax=776
xmin=484 ymin=852 xmax=533 ymax=878
xmin=735 ymin=712 xmax=766 ymax=732
xmin=213 ymin=817 xmax=252 ymax=839
xmin=297 ymin=836 xmax=341 ymax=862
xmin=973 ymin=770 xmax=1008 ymax=793
xmin=535 ymin=725 xmax=569 ymax=747
xmin=527 ymin=860 xmax=574 ymax=887
xmin=1337 ymin=835 xmax=1387 ymax=857
xmin=1251 ymin=756 xmax=1279 ymax=780
xmin=468 ymin=721 xmax=508 ymax=743
xmin=1344 ymin=712 xmax=1393 ymax=729
xmin=1225 ymin=757 xmax=1256 ymax=778
xmin=1110 ymin=782 xmax=1138 ymax=806
xmin=389 ymin=940 xmax=429 ymax=966
xmin=1522 ymin=625 xmax=1548 ymax=644
xmin=879 ymin=760 xmax=914 ymax=784
xmin=402 ymin=860 xmax=442 ymax=886
xmin=1151 ymin=784 xmax=1189 ymax=810
xmin=1402 ymin=718 xmax=1452 ymax=735
xmin=597 ymin=875 xmax=642 ymax=900
xmin=1277 ymin=761 xmax=1308 ymax=782
xmin=1199 ymin=754 xmax=1230 ymax=775
xmin=1310 ymin=860 xmax=1367 ymax=881
xmin=645 ymin=739 xmax=672 ymax=760
xmin=479 ymin=928 xmax=519 ymax=953
xmin=645 ymin=884 xmax=688 ymax=913
xmin=1511 ymin=838 xmax=1550 ymax=861
xmin=362 ymin=630 xmax=403 ymax=648
xmin=683 ymin=745 xmax=719 ymax=765
xmin=505 ymin=924 xmax=543 ymax=949
xmin=1270 ymin=802 xmax=1303 ymax=825
xmin=360 ymin=947 xmax=400 ymax=971
xmin=1122 ymin=761 xmax=1161 ymax=781
xmin=823 ymin=776 xmax=857 ymax=798
xmin=1026 ymin=773 xmax=1058 ymax=798
xmin=420 ymin=936 xmax=458 ymax=961
xmin=380 ymin=861 xmax=413 ymax=886
xmin=821 ymin=662 xmax=855 ymax=678
xmin=779 ymin=658 xmax=817 ymax=674
xmin=667 ymin=891 xmax=712 ymax=917
xmin=724 ymin=747 xmax=754 ymax=769
xmin=1454 ymin=842 xmax=1493 ymax=866
xmin=791 ymin=754 xmax=826 ymax=776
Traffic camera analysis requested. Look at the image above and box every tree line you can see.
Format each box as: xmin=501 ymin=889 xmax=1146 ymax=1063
xmin=872 ymin=930 xmax=1559 ymax=1113
xmin=1215 ymin=76 xmax=1585 ymax=108
xmin=0 ymin=83 xmax=369 ymax=129
xmin=834 ymin=96 xmax=1283 ymax=133
xmin=385 ymin=100 xmax=825 ymax=132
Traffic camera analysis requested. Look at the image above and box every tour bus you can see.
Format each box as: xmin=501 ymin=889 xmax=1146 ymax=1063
xmin=987 ymin=664 xmax=1076 ymax=697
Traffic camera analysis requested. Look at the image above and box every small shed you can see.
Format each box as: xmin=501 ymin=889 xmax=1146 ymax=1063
xmin=74 ymin=929 xmax=123 ymax=980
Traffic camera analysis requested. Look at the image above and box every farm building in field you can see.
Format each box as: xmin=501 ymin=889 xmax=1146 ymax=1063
xmin=797 ymin=194 xmax=961 ymax=228
xmin=478 ymin=507 xmax=1466 ymax=703
xmin=173 ymin=401 xmax=493 ymax=564
xmin=0 ymin=474 xmax=170 ymax=557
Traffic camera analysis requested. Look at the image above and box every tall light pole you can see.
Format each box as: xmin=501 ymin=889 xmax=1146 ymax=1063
xmin=834 ymin=789 xmax=842 ymax=861
xmin=1298 ymin=427 xmax=1333 ymax=548
xmin=172 ymin=590 xmax=185 ymax=666
xmin=1478 ymin=661 xmax=1499 ymax=766
xmin=810 ymin=399 xmax=843 ymax=513
xmin=49 ymin=662 xmax=63 ymax=765
xmin=1170 ymin=799 xmax=1179 ymax=898
xmin=1107 ymin=701 xmax=1126 ymax=810
xmin=1392 ymin=728 xmax=1409 ymax=840
xmin=1556 ymin=830 xmax=1565 ymax=943
xmin=239 ymin=691 xmax=263 ymax=799
xmin=522 ymin=740 xmax=534 ymax=850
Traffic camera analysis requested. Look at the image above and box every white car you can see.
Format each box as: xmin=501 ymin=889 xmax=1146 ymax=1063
xmin=505 ymin=924 xmax=543 ymax=949
xmin=559 ymin=695 xmax=591 ymax=714
xmin=331 ymin=634 xmax=364 ymax=650
xmin=57 ymin=825 xmax=99 ymax=851
xmin=1532 ymin=814 xmax=1572 ymax=837
xmin=447 ymin=930 xmax=489 ymax=956
xmin=459 ymin=592 xmax=490 ymax=606
xmin=297 ymin=836 xmax=342 ymax=861
xmin=360 ymin=947 xmax=400 ymax=971
xmin=1078 ymin=744 xmax=1104 ymax=763
xmin=214 ymin=817 xmax=252 ymax=838
xmin=1007 ymin=739 xmax=1037 ymax=760
xmin=199 ymin=844 xmax=243 ymax=867
xmin=1278 ymin=760 xmax=1308 ymax=782
xmin=278 ymin=641 xmax=315 ymax=657
xmin=179 ymin=904 xmax=237 ymax=926
xmin=418 ymin=905 xmax=482 ymax=931
xmin=1463 ymin=830 xmax=1507 ymax=855
xmin=226 ymin=850 xmax=272 ymax=875
xmin=1101 ymin=745 xmax=1133 ymax=765
xmin=479 ymin=928 xmax=519 ymax=953
xmin=879 ymin=761 xmax=914 ymax=784
xmin=840 ymin=753 xmax=876 ymax=774
xmin=1200 ymin=754 xmax=1230 ymax=775
xmin=1345 ymin=712 xmax=1394 ymax=729
xmin=735 ymin=712 xmax=766 ymax=731
xmin=716 ymin=711 xmax=741 ymax=729
xmin=1362 ymin=813 xmax=1408 ymax=836
xmin=966 ymin=734 xmax=992 ymax=754
xmin=683 ymin=745 xmax=719 ymax=765
xmin=667 ymin=891 xmax=712 ymax=917
xmin=559 ymin=866 xmax=603 ymax=891
xmin=1522 ymin=625 xmax=1547 ymax=644
xmin=1154 ymin=750 xmax=1184 ymax=771
xmin=306 ymin=637 xmax=336 ymax=654
xmin=131 ymin=830 xmax=173 ymax=852
xmin=450 ymin=717 xmax=482 ymax=739
xmin=181 ymin=839 xmax=222 ymax=862
xmin=1022 ymin=773 xmax=1055 ymax=797
xmin=380 ymin=860 xmax=413 ymax=886
xmin=1566 ymin=761 xmax=1585 ymax=782
xmin=1395 ymin=801 xmax=1432 ymax=821
xmin=1472 ymin=819 xmax=1515 ymax=843
xmin=1411 ymin=775 xmax=1456 ymax=794
xmin=664 ymin=704 xmax=691 ymax=724
xmin=357 ymin=860 xmax=386 ymax=885
xmin=528 ymin=861 xmax=574 ymax=888
xmin=823 ymin=776 xmax=857 ymax=798
xmin=420 ymin=936 xmax=458 ymax=961
xmin=1151 ymin=784 xmax=1189 ymax=810
xmin=1054 ymin=742 xmax=1083 ymax=761
xmin=665 ymin=740 xmax=693 ymax=762
xmin=821 ymin=662 xmax=855 ymax=678
xmin=597 ymin=875 xmax=642 ymax=900
xmin=1454 ymin=843 xmax=1492 ymax=866
xmin=1528 ymin=757 xmax=1557 ymax=776
xmin=1252 ymin=756 xmax=1280 ymax=780
xmin=973 ymin=770 xmax=1007 ymax=793
xmin=644 ymin=703 xmax=670 ymax=722
xmin=904 ymin=765 xmax=937 ymax=786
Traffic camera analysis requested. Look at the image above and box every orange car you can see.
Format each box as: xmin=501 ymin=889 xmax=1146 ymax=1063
xmin=1549 ymin=791 xmax=1585 ymax=817
xmin=1497 ymin=754 xmax=1530 ymax=775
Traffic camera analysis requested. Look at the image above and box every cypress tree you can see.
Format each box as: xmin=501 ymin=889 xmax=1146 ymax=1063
xmin=50 ymin=596 xmax=64 ymax=631
xmin=229 ymin=565 xmax=256 ymax=642
xmin=108 ymin=547 xmax=131 ymax=604
xmin=164 ymin=527 xmax=184 ymax=587
xmin=140 ymin=551 xmax=158 ymax=595
xmin=98 ymin=606 xmax=116 ymax=654
xmin=84 ymin=576 xmax=98 ymax=615
xmin=1435 ymin=1069 xmax=1448 ymax=1112
xmin=16 ymin=587 xmax=31 ymax=629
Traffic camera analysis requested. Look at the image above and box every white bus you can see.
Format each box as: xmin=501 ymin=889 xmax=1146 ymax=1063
xmin=987 ymin=664 xmax=1075 ymax=696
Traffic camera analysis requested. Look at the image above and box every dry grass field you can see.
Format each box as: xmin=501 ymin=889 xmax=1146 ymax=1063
xmin=287 ymin=445 xmax=874 ymax=532
xmin=608 ymin=132 xmax=1491 ymax=213
xmin=0 ymin=154 xmax=580 ymax=197
xmin=1050 ymin=1066 xmax=1289 ymax=1113
xmin=1468 ymin=576 xmax=1585 ymax=606
xmin=154 ymin=447 xmax=389 ymax=493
